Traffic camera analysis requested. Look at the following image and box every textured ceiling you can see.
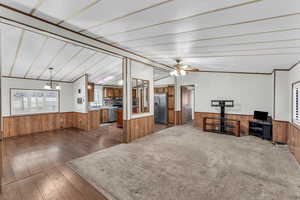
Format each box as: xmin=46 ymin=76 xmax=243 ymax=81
xmin=0 ymin=23 xmax=123 ymax=85
xmin=1 ymin=0 xmax=300 ymax=73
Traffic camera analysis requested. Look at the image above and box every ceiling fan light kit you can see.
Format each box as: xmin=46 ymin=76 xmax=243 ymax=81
xmin=44 ymin=67 xmax=61 ymax=90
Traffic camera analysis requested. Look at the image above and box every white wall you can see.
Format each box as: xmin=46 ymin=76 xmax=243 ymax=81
xmin=288 ymin=64 xmax=300 ymax=121
xmin=182 ymin=72 xmax=273 ymax=116
xmin=154 ymin=76 xmax=175 ymax=86
xmin=1 ymin=77 xmax=74 ymax=116
xmin=130 ymin=60 xmax=154 ymax=119
xmin=273 ymin=64 xmax=300 ymax=122
xmin=274 ymin=71 xmax=289 ymax=121
xmin=73 ymin=75 xmax=88 ymax=113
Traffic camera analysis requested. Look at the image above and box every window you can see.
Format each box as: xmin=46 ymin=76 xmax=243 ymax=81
xmin=11 ymin=89 xmax=59 ymax=116
xmin=132 ymin=78 xmax=150 ymax=114
xmin=293 ymin=82 xmax=300 ymax=125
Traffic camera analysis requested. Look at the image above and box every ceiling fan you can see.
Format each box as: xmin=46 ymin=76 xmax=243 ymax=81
xmin=169 ymin=59 xmax=200 ymax=76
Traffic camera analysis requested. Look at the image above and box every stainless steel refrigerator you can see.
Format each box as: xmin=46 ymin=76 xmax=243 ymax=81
xmin=154 ymin=93 xmax=168 ymax=124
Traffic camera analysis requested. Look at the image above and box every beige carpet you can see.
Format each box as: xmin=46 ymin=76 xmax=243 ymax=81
xmin=68 ymin=125 xmax=300 ymax=200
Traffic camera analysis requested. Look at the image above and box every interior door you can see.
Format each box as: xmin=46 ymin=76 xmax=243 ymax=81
xmin=181 ymin=86 xmax=192 ymax=124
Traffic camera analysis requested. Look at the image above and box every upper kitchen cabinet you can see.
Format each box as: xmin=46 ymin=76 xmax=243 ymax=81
xmin=104 ymin=87 xmax=123 ymax=98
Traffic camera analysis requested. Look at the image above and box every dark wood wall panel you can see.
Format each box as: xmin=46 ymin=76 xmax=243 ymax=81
xmin=272 ymin=120 xmax=289 ymax=143
xmin=3 ymin=112 xmax=74 ymax=138
xmin=3 ymin=110 xmax=103 ymax=137
xmin=194 ymin=112 xmax=253 ymax=135
xmin=88 ymin=110 xmax=100 ymax=131
xmin=72 ymin=112 xmax=89 ymax=131
xmin=288 ymin=123 xmax=300 ymax=164
xmin=123 ymin=115 xmax=154 ymax=143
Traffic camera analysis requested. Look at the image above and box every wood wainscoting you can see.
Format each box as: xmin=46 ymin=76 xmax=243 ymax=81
xmin=72 ymin=112 xmax=89 ymax=131
xmin=272 ymin=120 xmax=289 ymax=144
xmin=123 ymin=115 xmax=154 ymax=143
xmin=3 ymin=111 xmax=102 ymax=138
xmin=3 ymin=112 xmax=74 ymax=138
xmin=175 ymin=111 xmax=183 ymax=125
xmin=288 ymin=123 xmax=300 ymax=164
xmin=194 ymin=112 xmax=253 ymax=135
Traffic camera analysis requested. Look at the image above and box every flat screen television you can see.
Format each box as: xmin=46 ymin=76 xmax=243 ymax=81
xmin=254 ymin=111 xmax=268 ymax=121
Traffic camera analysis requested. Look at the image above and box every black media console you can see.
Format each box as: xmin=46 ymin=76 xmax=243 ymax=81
xmin=249 ymin=119 xmax=272 ymax=140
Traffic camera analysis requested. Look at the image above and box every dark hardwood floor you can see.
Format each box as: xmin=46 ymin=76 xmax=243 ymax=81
xmin=1 ymin=123 xmax=123 ymax=200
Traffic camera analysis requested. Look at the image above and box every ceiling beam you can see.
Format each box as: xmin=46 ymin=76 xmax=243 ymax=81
xmin=129 ymin=27 xmax=300 ymax=49
xmin=9 ymin=29 xmax=25 ymax=76
xmin=0 ymin=4 xmax=171 ymax=70
xmin=139 ymin=38 xmax=300 ymax=53
xmin=69 ymin=54 xmax=109 ymax=82
xmin=80 ymin=0 xmax=174 ymax=32
xmin=59 ymin=52 xmax=97 ymax=81
xmin=114 ymin=14 xmax=300 ymax=44
xmin=24 ymin=36 xmax=49 ymax=78
xmin=152 ymin=52 xmax=300 ymax=60
xmin=52 ymin=47 xmax=84 ymax=78
xmin=37 ymin=42 xmax=68 ymax=79
xmin=30 ymin=0 xmax=45 ymax=15
xmin=145 ymin=46 xmax=300 ymax=57
xmin=97 ymin=0 xmax=262 ymax=38
xmin=57 ymin=0 xmax=101 ymax=25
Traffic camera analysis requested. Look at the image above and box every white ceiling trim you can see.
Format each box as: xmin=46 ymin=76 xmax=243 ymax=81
xmin=0 ymin=4 xmax=172 ymax=71
xmin=37 ymin=42 xmax=68 ymax=79
xmin=68 ymin=54 xmax=108 ymax=82
xmin=24 ymin=36 xmax=48 ymax=77
xmin=58 ymin=52 xmax=97 ymax=81
xmin=113 ymin=13 xmax=300 ymax=44
xmin=9 ymin=29 xmax=24 ymax=76
xmin=80 ymin=0 xmax=174 ymax=33
xmin=137 ymin=38 xmax=300 ymax=53
xmin=152 ymin=52 xmax=300 ymax=60
xmin=57 ymin=0 xmax=101 ymax=25
xmin=97 ymin=0 xmax=261 ymax=38
xmin=123 ymin=27 xmax=300 ymax=49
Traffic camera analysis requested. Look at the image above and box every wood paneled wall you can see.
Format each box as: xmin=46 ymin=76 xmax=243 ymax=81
xmin=72 ymin=112 xmax=89 ymax=131
xmin=272 ymin=120 xmax=289 ymax=144
xmin=3 ymin=112 xmax=74 ymax=138
xmin=175 ymin=111 xmax=183 ymax=125
xmin=3 ymin=110 xmax=103 ymax=138
xmin=194 ymin=112 xmax=253 ymax=135
xmin=288 ymin=123 xmax=300 ymax=164
xmin=88 ymin=110 xmax=101 ymax=131
xmin=123 ymin=115 xmax=154 ymax=143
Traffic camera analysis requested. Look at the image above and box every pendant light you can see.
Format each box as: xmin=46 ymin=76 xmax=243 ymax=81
xmin=44 ymin=67 xmax=61 ymax=90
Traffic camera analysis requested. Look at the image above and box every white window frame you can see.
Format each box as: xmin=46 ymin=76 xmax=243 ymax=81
xmin=10 ymin=88 xmax=60 ymax=116
xmin=293 ymin=82 xmax=300 ymax=126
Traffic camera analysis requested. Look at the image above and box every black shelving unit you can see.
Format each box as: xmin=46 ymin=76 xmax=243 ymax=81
xmin=249 ymin=120 xmax=272 ymax=140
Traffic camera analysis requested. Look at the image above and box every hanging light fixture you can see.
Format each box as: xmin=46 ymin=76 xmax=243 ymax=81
xmin=44 ymin=67 xmax=61 ymax=90
xmin=170 ymin=69 xmax=186 ymax=76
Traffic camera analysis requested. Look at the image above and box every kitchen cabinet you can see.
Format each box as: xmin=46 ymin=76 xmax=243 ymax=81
xmin=104 ymin=87 xmax=123 ymax=98
xmin=100 ymin=109 xmax=109 ymax=123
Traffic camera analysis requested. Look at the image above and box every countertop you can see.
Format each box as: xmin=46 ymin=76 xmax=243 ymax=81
xmin=88 ymin=106 xmax=121 ymax=111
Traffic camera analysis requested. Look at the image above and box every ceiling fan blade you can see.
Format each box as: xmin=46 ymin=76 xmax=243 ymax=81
xmin=185 ymin=68 xmax=201 ymax=72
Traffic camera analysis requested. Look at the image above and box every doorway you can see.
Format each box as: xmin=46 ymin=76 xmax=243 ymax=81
xmin=181 ymin=85 xmax=195 ymax=124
